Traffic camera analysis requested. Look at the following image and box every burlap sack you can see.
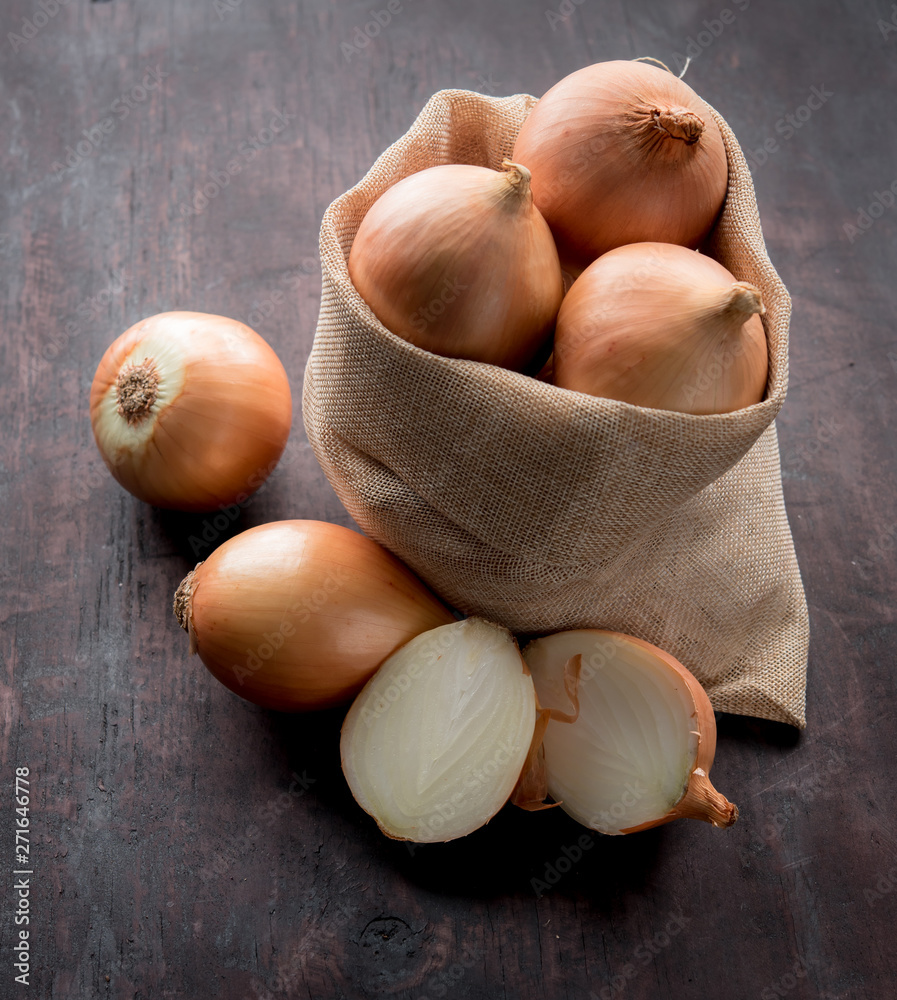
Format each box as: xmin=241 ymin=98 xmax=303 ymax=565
xmin=303 ymin=89 xmax=809 ymax=728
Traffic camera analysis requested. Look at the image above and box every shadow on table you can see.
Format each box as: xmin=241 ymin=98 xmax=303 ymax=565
xmin=151 ymin=506 xmax=254 ymax=566
xmin=258 ymin=706 xmax=808 ymax=903
xmin=715 ymin=712 xmax=802 ymax=750
xmin=256 ymin=704 xmax=679 ymax=904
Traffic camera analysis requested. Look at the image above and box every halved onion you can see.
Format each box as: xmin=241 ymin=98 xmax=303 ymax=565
xmin=523 ymin=629 xmax=737 ymax=835
xmin=341 ymin=618 xmax=538 ymax=842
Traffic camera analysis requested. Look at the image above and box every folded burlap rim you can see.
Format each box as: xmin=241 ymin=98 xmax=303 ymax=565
xmin=303 ymin=88 xmax=809 ymax=728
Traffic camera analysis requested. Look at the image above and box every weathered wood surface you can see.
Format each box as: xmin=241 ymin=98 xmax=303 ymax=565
xmin=1 ymin=0 xmax=895 ymax=997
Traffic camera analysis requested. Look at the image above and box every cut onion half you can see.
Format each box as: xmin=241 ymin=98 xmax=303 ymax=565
xmin=522 ymin=630 xmax=737 ymax=835
xmin=341 ymin=618 xmax=537 ymax=843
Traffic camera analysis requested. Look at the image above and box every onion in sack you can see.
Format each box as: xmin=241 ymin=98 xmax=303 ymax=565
xmin=553 ymin=242 xmax=768 ymax=414
xmin=173 ymin=520 xmax=455 ymax=711
xmin=348 ymin=161 xmax=565 ymax=371
xmin=522 ymin=629 xmax=738 ymax=835
xmin=90 ymin=311 xmax=292 ymax=511
xmin=341 ymin=618 xmax=539 ymax=842
xmin=512 ymin=59 xmax=729 ymax=274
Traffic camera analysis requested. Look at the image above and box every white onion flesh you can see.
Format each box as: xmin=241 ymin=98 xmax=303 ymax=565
xmin=341 ymin=618 xmax=537 ymax=843
xmin=524 ymin=630 xmax=734 ymax=835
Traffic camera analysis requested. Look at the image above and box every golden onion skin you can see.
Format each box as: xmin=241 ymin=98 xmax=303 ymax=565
xmin=553 ymin=243 xmax=768 ymax=414
xmin=90 ymin=311 xmax=292 ymax=511
xmin=513 ymin=60 xmax=729 ymax=275
xmin=175 ymin=520 xmax=455 ymax=711
xmin=348 ymin=162 xmax=564 ymax=372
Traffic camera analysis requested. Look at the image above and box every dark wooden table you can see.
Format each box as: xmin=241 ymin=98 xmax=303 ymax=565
xmin=2 ymin=1 xmax=895 ymax=997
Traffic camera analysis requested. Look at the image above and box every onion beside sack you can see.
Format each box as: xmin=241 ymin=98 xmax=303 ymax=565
xmin=523 ymin=629 xmax=738 ymax=835
xmin=339 ymin=616 xmax=737 ymax=843
xmin=90 ymin=311 xmax=292 ymax=511
xmin=340 ymin=618 xmax=539 ymax=843
xmin=173 ymin=520 xmax=455 ymax=711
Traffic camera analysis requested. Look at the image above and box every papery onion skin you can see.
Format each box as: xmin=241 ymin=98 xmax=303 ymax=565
xmin=173 ymin=520 xmax=455 ymax=712
xmin=90 ymin=311 xmax=292 ymax=511
xmin=610 ymin=634 xmax=735 ymax=833
xmin=512 ymin=60 xmax=729 ymax=275
xmin=341 ymin=617 xmax=538 ymax=843
xmin=523 ymin=629 xmax=737 ymax=834
xmin=348 ymin=161 xmax=565 ymax=371
xmin=553 ymin=242 xmax=768 ymax=414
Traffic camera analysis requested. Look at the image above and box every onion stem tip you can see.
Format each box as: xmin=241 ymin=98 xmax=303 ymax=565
xmin=726 ymin=281 xmax=766 ymax=317
xmin=653 ymin=108 xmax=705 ymax=144
xmin=115 ymin=358 xmax=160 ymax=425
xmin=173 ymin=568 xmax=197 ymax=634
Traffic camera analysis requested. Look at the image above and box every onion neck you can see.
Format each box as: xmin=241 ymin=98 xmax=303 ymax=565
xmin=173 ymin=568 xmax=199 ymax=654
xmin=500 ymin=159 xmax=533 ymax=208
xmin=721 ymin=281 xmax=765 ymax=319
xmin=115 ymin=358 xmax=160 ymax=425
xmin=614 ymin=766 xmax=738 ymax=834
xmin=669 ymin=767 xmax=739 ymax=828
xmin=702 ymin=280 xmax=765 ymax=345
xmin=653 ymin=107 xmax=705 ymax=145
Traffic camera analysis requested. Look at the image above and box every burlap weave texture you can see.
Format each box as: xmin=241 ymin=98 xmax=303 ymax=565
xmin=303 ymin=88 xmax=809 ymax=728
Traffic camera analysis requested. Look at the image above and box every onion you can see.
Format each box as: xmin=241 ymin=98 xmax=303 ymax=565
xmin=173 ymin=520 xmax=455 ymax=711
xmin=522 ymin=629 xmax=737 ymax=835
xmin=553 ymin=242 xmax=768 ymax=414
xmin=90 ymin=311 xmax=292 ymax=511
xmin=341 ymin=618 xmax=538 ymax=842
xmin=512 ymin=59 xmax=729 ymax=274
xmin=348 ymin=161 xmax=564 ymax=371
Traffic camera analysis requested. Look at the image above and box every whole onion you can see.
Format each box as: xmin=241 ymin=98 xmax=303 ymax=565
xmin=174 ymin=520 xmax=455 ymax=711
xmin=512 ymin=60 xmax=729 ymax=275
xmin=90 ymin=311 xmax=292 ymax=511
xmin=348 ymin=161 xmax=564 ymax=371
xmin=553 ymin=242 xmax=768 ymax=414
